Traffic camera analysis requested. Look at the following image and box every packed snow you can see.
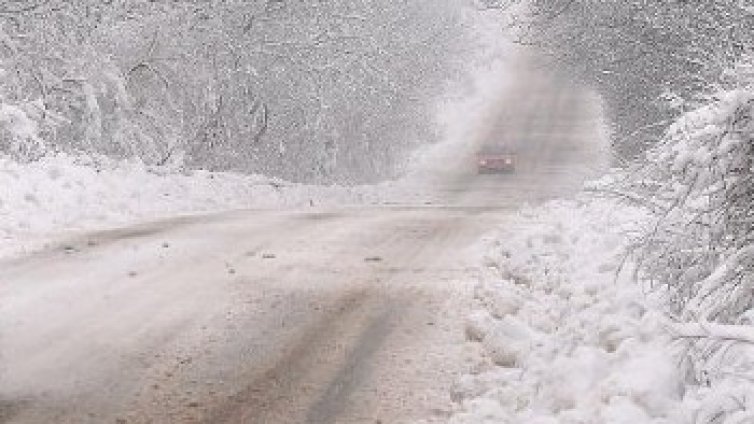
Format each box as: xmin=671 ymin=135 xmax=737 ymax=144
xmin=450 ymin=193 xmax=754 ymax=423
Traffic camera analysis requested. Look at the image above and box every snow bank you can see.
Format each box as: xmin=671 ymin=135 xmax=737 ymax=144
xmin=451 ymin=195 xmax=754 ymax=423
xmin=0 ymin=154 xmax=422 ymax=259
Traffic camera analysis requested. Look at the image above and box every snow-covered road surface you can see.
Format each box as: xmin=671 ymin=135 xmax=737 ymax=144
xmin=1 ymin=206 xmax=500 ymax=423
xmin=0 ymin=81 xmax=606 ymax=423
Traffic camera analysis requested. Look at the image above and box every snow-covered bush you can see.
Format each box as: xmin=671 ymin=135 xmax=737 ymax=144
xmin=607 ymin=56 xmax=754 ymax=421
xmin=0 ymin=102 xmax=45 ymax=159
xmin=624 ymin=87 xmax=753 ymax=324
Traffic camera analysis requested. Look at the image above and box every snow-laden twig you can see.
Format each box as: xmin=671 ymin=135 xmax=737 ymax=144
xmin=687 ymin=244 xmax=754 ymax=318
xmin=668 ymin=321 xmax=754 ymax=345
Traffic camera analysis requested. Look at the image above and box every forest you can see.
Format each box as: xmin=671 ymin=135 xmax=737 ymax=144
xmin=0 ymin=0 xmax=473 ymax=183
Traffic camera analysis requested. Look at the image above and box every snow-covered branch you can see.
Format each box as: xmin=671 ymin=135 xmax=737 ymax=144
xmin=669 ymin=321 xmax=754 ymax=345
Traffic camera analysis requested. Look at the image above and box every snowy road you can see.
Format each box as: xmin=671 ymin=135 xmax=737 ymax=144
xmin=0 ymin=82 xmax=605 ymax=423
xmin=1 ymin=206 xmax=498 ymax=424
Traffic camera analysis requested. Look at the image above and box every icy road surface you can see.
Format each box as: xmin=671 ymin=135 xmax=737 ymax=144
xmin=0 ymin=82 xmax=605 ymax=423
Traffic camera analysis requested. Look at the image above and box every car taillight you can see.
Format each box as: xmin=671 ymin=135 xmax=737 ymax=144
xmin=505 ymin=158 xmax=512 ymax=165
xmin=479 ymin=159 xmax=487 ymax=165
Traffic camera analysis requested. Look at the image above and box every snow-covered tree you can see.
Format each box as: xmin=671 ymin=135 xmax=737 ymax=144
xmin=0 ymin=0 xmax=472 ymax=182
xmin=626 ymin=81 xmax=754 ymax=324
xmin=480 ymin=0 xmax=754 ymax=160
xmin=594 ymin=56 xmax=754 ymax=420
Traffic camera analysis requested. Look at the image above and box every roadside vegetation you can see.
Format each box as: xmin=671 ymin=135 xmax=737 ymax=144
xmin=0 ymin=0 xmax=474 ymax=183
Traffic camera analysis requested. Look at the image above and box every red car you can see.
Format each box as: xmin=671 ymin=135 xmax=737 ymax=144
xmin=477 ymin=145 xmax=517 ymax=173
